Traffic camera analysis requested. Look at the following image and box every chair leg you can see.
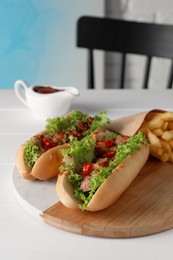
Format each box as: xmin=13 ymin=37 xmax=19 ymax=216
xmin=88 ymin=49 xmax=94 ymax=89
xmin=167 ymin=60 xmax=173 ymax=89
xmin=143 ymin=56 xmax=151 ymax=89
xmin=120 ymin=53 xmax=126 ymax=89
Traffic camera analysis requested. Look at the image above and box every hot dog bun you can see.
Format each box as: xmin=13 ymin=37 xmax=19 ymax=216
xmin=56 ymin=170 xmax=81 ymax=208
xmin=31 ymin=144 xmax=69 ymax=180
xmin=15 ymin=143 xmax=36 ymax=180
xmin=15 ymin=143 xmax=69 ymax=181
xmin=15 ymin=130 xmax=45 ymax=180
xmin=15 ymin=111 xmax=111 ymax=181
xmin=56 ymin=144 xmax=149 ymax=211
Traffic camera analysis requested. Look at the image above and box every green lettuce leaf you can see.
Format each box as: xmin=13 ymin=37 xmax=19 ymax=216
xmin=45 ymin=111 xmax=88 ymax=136
xmin=45 ymin=111 xmax=110 ymax=136
xmin=84 ymin=111 xmax=111 ymax=135
xmin=24 ymin=140 xmax=40 ymax=167
xmin=64 ymin=136 xmax=96 ymax=170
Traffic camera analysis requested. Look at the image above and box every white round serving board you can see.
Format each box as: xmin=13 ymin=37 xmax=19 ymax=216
xmin=12 ymin=167 xmax=59 ymax=219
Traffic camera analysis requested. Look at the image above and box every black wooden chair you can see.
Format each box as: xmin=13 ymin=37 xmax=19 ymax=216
xmin=77 ymin=16 xmax=173 ymax=89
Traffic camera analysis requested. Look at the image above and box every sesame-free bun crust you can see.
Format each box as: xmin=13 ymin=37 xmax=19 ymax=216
xmin=31 ymin=144 xmax=69 ymax=180
xmin=15 ymin=143 xmax=36 ymax=180
xmin=15 ymin=142 xmax=69 ymax=181
xmin=56 ymin=144 xmax=149 ymax=211
xmin=56 ymin=171 xmax=81 ymax=208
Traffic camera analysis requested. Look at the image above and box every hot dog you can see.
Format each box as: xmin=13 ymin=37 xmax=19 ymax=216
xmin=15 ymin=111 xmax=110 ymax=180
xmin=56 ymin=129 xmax=149 ymax=211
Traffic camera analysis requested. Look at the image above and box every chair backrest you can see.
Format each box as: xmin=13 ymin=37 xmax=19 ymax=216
xmin=77 ymin=16 xmax=173 ymax=89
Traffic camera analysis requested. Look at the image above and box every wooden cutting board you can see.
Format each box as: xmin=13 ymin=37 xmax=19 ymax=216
xmin=41 ymin=158 xmax=173 ymax=238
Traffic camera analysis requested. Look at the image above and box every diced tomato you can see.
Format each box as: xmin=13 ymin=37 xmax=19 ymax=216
xmin=42 ymin=137 xmax=54 ymax=149
xmin=102 ymin=138 xmax=114 ymax=148
xmin=102 ymin=150 xmax=116 ymax=158
xmin=99 ymin=161 xmax=108 ymax=167
xmin=96 ymin=139 xmax=115 ymax=152
xmin=82 ymin=162 xmax=93 ymax=176
xmin=95 ymin=141 xmax=103 ymax=150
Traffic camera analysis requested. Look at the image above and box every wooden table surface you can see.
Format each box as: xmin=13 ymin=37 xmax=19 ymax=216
xmin=1 ymin=89 xmax=173 ymax=260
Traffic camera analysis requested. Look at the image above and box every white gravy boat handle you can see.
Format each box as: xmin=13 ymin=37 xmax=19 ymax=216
xmin=14 ymin=80 xmax=29 ymax=107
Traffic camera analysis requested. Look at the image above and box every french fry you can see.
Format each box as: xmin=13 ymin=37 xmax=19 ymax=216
xmin=158 ymin=153 xmax=169 ymax=162
xmin=140 ymin=111 xmax=173 ymax=163
xmin=162 ymin=130 xmax=173 ymax=141
xmin=146 ymin=116 xmax=164 ymax=130
xmin=162 ymin=122 xmax=169 ymax=130
xmin=169 ymin=140 xmax=173 ymax=149
xmin=152 ymin=128 xmax=164 ymax=136
xmin=145 ymin=112 xmax=158 ymax=121
xmin=149 ymin=144 xmax=163 ymax=157
xmin=147 ymin=130 xmax=161 ymax=147
xmin=161 ymin=112 xmax=173 ymax=121
xmin=168 ymin=122 xmax=173 ymax=130
xmin=160 ymin=139 xmax=171 ymax=152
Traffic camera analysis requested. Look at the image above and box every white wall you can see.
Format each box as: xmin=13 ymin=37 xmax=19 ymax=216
xmin=105 ymin=0 xmax=173 ymax=89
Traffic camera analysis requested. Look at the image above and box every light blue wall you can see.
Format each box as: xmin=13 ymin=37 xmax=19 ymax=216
xmin=0 ymin=0 xmax=103 ymax=89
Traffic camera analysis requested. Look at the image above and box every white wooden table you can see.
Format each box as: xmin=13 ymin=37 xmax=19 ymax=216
xmin=1 ymin=89 xmax=173 ymax=260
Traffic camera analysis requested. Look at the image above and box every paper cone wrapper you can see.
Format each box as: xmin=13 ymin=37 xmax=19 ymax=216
xmin=107 ymin=109 xmax=165 ymax=136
